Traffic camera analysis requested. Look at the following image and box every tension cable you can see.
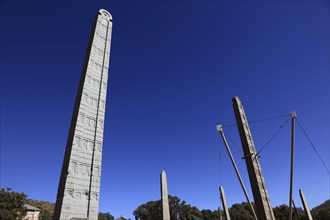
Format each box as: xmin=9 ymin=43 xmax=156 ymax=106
xmin=255 ymin=116 xmax=291 ymax=157
xmin=221 ymin=114 xmax=290 ymax=128
xmin=296 ymin=118 xmax=330 ymax=175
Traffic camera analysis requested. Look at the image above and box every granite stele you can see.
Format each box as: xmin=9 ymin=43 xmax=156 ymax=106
xmin=53 ymin=9 xmax=113 ymax=220
xmin=161 ymin=170 xmax=170 ymax=220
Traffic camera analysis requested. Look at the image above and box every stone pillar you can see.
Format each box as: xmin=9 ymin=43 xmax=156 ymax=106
xmin=161 ymin=170 xmax=170 ymax=220
xmin=219 ymin=186 xmax=231 ymax=220
xmin=53 ymin=9 xmax=113 ymax=220
xmin=232 ymin=97 xmax=275 ymax=220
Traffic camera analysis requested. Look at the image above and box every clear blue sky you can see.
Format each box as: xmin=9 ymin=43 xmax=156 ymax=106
xmin=1 ymin=1 xmax=329 ymax=219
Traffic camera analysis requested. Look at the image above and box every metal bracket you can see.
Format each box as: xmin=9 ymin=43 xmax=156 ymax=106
xmin=290 ymin=111 xmax=297 ymax=118
xmin=216 ymin=124 xmax=223 ymax=132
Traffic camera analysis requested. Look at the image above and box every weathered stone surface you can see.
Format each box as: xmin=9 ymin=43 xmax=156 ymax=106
xmin=161 ymin=170 xmax=170 ymax=220
xmin=54 ymin=9 xmax=113 ymax=220
xmin=299 ymin=189 xmax=313 ymax=220
xmin=219 ymin=186 xmax=230 ymax=220
xmin=232 ymin=97 xmax=275 ymax=220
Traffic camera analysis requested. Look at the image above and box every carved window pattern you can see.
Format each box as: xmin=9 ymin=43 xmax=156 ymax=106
xmin=77 ymin=112 xmax=102 ymax=128
xmin=74 ymin=136 xmax=103 ymax=151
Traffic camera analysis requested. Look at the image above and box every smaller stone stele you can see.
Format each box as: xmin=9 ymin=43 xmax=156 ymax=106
xmin=160 ymin=170 xmax=170 ymax=220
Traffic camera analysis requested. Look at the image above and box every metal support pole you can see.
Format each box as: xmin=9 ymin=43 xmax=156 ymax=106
xmin=289 ymin=111 xmax=296 ymax=220
xmin=292 ymin=200 xmax=299 ymax=220
xmin=217 ymin=125 xmax=258 ymax=220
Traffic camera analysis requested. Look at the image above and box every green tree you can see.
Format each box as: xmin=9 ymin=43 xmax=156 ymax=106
xmin=132 ymin=197 xmax=330 ymax=220
xmin=0 ymin=188 xmax=27 ymax=220
xmin=273 ymin=203 xmax=312 ymax=220
xmin=311 ymin=200 xmax=330 ymax=220
xmin=133 ymin=199 xmax=162 ymax=220
xmin=229 ymin=202 xmax=254 ymax=220
xmin=98 ymin=212 xmax=115 ymax=220
xmin=200 ymin=209 xmax=221 ymax=220
xmin=273 ymin=204 xmax=289 ymax=220
xmin=178 ymin=202 xmax=202 ymax=220
xmin=39 ymin=209 xmax=53 ymax=220
xmin=295 ymin=207 xmax=308 ymax=220
xmin=133 ymin=195 xmax=204 ymax=220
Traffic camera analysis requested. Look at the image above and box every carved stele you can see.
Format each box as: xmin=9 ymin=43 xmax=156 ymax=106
xmin=54 ymin=9 xmax=113 ymax=220
xmin=219 ymin=186 xmax=231 ymax=220
xmin=232 ymin=97 xmax=275 ymax=220
xmin=161 ymin=170 xmax=171 ymax=220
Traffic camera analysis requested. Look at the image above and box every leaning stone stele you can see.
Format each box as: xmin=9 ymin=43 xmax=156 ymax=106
xmin=53 ymin=9 xmax=113 ymax=220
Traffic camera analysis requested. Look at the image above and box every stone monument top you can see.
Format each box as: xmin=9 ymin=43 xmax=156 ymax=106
xmin=99 ymin=9 xmax=112 ymax=21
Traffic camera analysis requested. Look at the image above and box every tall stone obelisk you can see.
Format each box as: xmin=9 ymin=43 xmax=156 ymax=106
xmin=160 ymin=170 xmax=170 ymax=220
xmin=54 ymin=9 xmax=113 ymax=220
